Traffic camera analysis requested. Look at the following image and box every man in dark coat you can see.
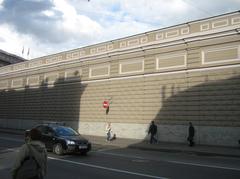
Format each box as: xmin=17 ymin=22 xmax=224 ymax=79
xmin=188 ymin=122 xmax=195 ymax=146
xmin=148 ymin=121 xmax=158 ymax=144
xmin=12 ymin=129 xmax=47 ymax=179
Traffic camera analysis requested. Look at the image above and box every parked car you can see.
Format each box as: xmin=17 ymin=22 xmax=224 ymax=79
xmin=25 ymin=124 xmax=91 ymax=155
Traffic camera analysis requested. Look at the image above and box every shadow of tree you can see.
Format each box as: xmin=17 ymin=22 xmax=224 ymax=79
xmin=0 ymin=74 xmax=86 ymax=132
xmin=133 ymin=74 xmax=240 ymax=146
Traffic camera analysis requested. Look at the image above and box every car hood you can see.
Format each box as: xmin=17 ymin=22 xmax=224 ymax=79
xmin=59 ymin=135 xmax=88 ymax=142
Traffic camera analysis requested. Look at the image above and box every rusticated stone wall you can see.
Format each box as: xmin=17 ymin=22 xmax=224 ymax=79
xmin=0 ymin=11 xmax=240 ymax=146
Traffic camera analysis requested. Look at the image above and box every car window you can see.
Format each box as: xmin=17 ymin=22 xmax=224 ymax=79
xmin=36 ymin=126 xmax=49 ymax=135
xmin=53 ymin=126 xmax=78 ymax=136
xmin=45 ymin=127 xmax=54 ymax=135
xmin=36 ymin=126 xmax=45 ymax=133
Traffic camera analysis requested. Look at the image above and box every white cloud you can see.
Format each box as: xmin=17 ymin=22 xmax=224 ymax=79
xmin=0 ymin=24 xmax=41 ymax=59
xmin=0 ymin=0 xmax=240 ymax=59
xmin=42 ymin=10 xmax=55 ymax=17
xmin=0 ymin=0 xmax=3 ymax=10
xmin=53 ymin=0 xmax=103 ymax=40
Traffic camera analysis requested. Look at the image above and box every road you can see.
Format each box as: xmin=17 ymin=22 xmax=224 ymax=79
xmin=0 ymin=133 xmax=240 ymax=179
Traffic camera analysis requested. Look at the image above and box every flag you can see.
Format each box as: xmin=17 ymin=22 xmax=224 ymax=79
xmin=22 ymin=46 xmax=24 ymax=55
xmin=27 ymin=48 xmax=30 ymax=56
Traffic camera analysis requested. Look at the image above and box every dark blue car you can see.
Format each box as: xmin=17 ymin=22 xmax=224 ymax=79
xmin=25 ymin=124 xmax=91 ymax=155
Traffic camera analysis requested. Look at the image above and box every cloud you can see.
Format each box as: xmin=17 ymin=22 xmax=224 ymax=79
xmin=0 ymin=0 xmax=59 ymax=42
xmin=0 ymin=36 xmax=5 ymax=42
xmin=0 ymin=0 xmax=103 ymax=44
xmin=0 ymin=0 xmax=240 ymax=59
xmin=0 ymin=24 xmax=34 ymax=58
xmin=53 ymin=0 xmax=103 ymax=42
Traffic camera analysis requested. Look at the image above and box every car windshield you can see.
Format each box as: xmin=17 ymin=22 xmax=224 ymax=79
xmin=53 ymin=126 xmax=78 ymax=136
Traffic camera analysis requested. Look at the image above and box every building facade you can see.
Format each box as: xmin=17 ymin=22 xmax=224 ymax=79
xmin=0 ymin=11 xmax=240 ymax=146
xmin=0 ymin=49 xmax=26 ymax=67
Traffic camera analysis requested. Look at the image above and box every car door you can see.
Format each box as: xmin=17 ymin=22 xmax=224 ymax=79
xmin=45 ymin=127 xmax=56 ymax=149
xmin=36 ymin=126 xmax=53 ymax=150
xmin=35 ymin=125 xmax=46 ymax=144
xmin=41 ymin=126 xmax=55 ymax=150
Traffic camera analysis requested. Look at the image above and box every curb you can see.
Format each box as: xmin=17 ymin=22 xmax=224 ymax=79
xmin=1 ymin=128 xmax=239 ymax=158
xmin=128 ymin=145 xmax=240 ymax=158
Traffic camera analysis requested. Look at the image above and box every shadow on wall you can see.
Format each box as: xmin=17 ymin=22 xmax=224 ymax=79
xmin=0 ymin=75 xmax=86 ymax=132
xmin=137 ymin=74 xmax=240 ymax=146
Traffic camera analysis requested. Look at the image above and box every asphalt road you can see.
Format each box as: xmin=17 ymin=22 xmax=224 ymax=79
xmin=0 ymin=133 xmax=240 ymax=179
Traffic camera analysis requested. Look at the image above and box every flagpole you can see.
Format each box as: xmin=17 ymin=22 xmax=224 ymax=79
xmin=27 ymin=48 xmax=30 ymax=60
xmin=22 ymin=46 xmax=24 ymax=58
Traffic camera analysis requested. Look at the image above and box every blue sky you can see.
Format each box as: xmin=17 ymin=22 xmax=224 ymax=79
xmin=0 ymin=0 xmax=239 ymax=59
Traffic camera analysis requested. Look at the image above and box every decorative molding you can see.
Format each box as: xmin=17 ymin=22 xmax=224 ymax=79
xmin=201 ymin=45 xmax=240 ymax=65
xmin=156 ymin=53 xmax=187 ymax=70
xmin=231 ymin=17 xmax=240 ymax=25
xmin=156 ymin=33 xmax=164 ymax=40
xmin=46 ymin=56 xmax=62 ymax=64
xmin=119 ymin=58 xmax=144 ymax=75
xmin=127 ymin=38 xmax=139 ymax=47
xmin=27 ymin=76 xmax=40 ymax=86
xmin=97 ymin=46 xmax=107 ymax=53
xmin=165 ymin=30 xmax=179 ymax=38
xmin=181 ymin=27 xmax=189 ymax=35
xmin=120 ymin=41 xmax=127 ymax=48
xmin=13 ymin=63 xmax=26 ymax=71
xmin=65 ymin=68 xmax=82 ymax=79
xmin=0 ymin=80 xmax=8 ymax=90
xmin=44 ymin=72 xmax=59 ymax=84
xmin=90 ymin=48 xmax=97 ymax=54
xmin=108 ymin=44 xmax=113 ymax=50
xmin=89 ymin=65 xmax=110 ymax=78
xmin=11 ymin=78 xmax=24 ymax=88
xmin=29 ymin=60 xmax=43 ymax=68
xmin=201 ymin=23 xmax=210 ymax=31
xmin=66 ymin=50 xmax=85 ymax=60
xmin=141 ymin=37 xmax=148 ymax=44
xmin=212 ymin=19 xmax=229 ymax=29
xmin=71 ymin=51 xmax=80 ymax=59
xmin=0 ymin=12 xmax=239 ymax=76
xmin=0 ymin=66 xmax=11 ymax=74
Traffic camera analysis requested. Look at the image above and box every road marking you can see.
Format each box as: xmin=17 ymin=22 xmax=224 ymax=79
xmin=2 ymin=135 xmax=240 ymax=172
xmin=48 ymin=156 xmax=168 ymax=179
xmin=98 ymin=151 xmax=240 ymax=171
xmin=169 ymin=160 xmax=240 ymax=171
xmin=0 ymin=148 xmax=16 ymax=153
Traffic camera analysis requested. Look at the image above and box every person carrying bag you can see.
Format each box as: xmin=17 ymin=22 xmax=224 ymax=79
xmin=12 ymin=129 xmax=47 ymax=179
xmin=14 ymin=144 xmax=40 ymax=179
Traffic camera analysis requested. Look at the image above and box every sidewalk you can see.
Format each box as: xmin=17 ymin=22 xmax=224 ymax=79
xmin=84 ymin=135 xmax=240 ymax=158
xmin=0 ymin=128 xmax=240 ymax=158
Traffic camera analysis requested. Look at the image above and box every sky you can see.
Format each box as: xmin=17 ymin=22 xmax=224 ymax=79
xmin=0 ymin=0 xmax=239 ymax=60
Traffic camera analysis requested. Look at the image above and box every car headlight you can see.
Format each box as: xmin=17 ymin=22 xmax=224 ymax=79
xmin=66 ymin=140 xmax=76 ymax=145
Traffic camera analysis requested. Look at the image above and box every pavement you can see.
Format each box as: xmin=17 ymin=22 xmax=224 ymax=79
xmin=0 ymin=128 xmax=240 ymax=158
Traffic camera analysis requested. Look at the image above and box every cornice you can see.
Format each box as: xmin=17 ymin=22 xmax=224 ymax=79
xmin=0 ymin=11 xmax=239 ymax=77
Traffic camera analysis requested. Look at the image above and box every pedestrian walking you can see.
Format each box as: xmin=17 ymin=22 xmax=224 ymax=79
xmin=105 ymin=122 xmax=117 ymax=141
xmin=12 ymin=128 xmax=47 ymax=179
xmin=187 ymin=122 xmax=195 ymax=147
xmin=106 ymin=122 xmax=112 ymax=141
xmin=148 ymin=121 xmax=158 ymax=144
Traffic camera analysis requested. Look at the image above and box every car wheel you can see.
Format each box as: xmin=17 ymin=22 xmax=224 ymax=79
xmin=53 ymin=143 xmax=64 ymax=155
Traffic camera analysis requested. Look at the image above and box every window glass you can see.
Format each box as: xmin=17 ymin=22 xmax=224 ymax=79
xmin=53 ymin=126 xmax=78 ymax=136
xmin=36 ymin=126 xmax=45 ymax=133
